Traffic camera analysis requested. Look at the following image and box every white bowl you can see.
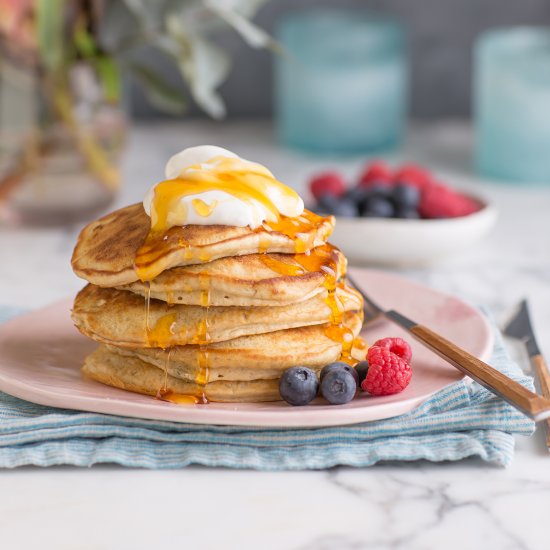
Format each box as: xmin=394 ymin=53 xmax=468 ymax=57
xmin=329 ymin=200 xmax=498 ymax=266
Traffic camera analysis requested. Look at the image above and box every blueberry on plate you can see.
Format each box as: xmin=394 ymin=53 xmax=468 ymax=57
xmin=354 ymin=360 xmax=370 ymax=386
xmin=360 ymin=195 xmax=395 ymax=218
xmin=318 ymin=194 xmax=359 ymax=218
xmin=320 ymin=368 xmax=357 ymax=405
xmin=279 ymin=366 xmax=319 ymax=406
xmin=394 ymin=206 xmax=420 ymax=219
xmin=320 ymin=361 xmax=360 ymax=387
xmin=392 ymin=183 xmax=420 ymax=209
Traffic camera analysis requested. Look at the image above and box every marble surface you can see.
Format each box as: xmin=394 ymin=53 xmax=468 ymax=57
xmin=1 ymin=121 xmax=550 ymax=549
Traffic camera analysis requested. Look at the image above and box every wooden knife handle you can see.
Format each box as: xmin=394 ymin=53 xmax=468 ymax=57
xmin=408 ymin=324 xmax=550 ymax=421
xmin=532 ymin=355 xmax=550 ymax=446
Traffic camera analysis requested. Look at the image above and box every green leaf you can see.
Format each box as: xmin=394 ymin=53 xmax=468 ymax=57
xmin=37 ymin=0 xmax=66 ymax=71
xmin=73 ymin=19 xmax=97 ymax=58
xmin=129 ymin=62 xmax=187 ymax=114
xmin=205 ymin=0 xmax=274 ymax=49
xmin=95 ymin=57 xmax=121 ymax=103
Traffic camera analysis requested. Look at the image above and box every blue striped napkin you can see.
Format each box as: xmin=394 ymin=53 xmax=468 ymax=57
xmin=0 ymin=307 xmax=535 ymax=469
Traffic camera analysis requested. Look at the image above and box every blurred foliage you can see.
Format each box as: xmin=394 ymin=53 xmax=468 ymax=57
xmin=98 ymin=0 xmax=273 ymax=117
xmin=0 ymin=0 xmax=273 ymax=118
xmin=0 ymin=0 xmax=273 ymax=196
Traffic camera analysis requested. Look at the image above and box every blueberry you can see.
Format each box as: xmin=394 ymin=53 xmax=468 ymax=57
xmin=355 ymin=360 xmax=369 ymax=386
xmin=333 ymin=199 xmax=359 ymax=217
xmin=360 ymin=195 xmax=395 ymax=218
xmin=392 ymin=183 xmax=420 ymax=209
xmin=320 ymin=361 xmax=360 ymax=387
xmin=395 ymin=206 xmax=420 ymax=219
xmin=320 ymin=368 xmax=357 ymax=405
xmin=367 ymin=183 xmax=393 ymax=200
xmin=316 ymin=193 xmax=337 ymax=214
xmin=279 ymin=366 xmax=319 ymax=406
xmin=345 ymin=186 xmax=369 ymax=205
xmin=318 ymin=194 xmax=359 ymax=217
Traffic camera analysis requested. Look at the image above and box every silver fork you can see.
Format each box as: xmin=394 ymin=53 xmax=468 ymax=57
xmin=347 ymin=274 xmax=550 ymax=421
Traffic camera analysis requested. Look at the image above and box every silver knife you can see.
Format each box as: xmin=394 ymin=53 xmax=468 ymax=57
xmin=504 ymin=299 xmax=550 ymax=450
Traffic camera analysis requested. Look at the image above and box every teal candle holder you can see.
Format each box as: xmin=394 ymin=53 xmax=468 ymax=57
xmin=275 ymin=10 xmax=407 ymax=155
xmin=475 ymin=27 xmax=550 ymax=183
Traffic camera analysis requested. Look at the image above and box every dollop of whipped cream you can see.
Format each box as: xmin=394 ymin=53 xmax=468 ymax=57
xmin=143 ymin=145 xmax=304 ymax=230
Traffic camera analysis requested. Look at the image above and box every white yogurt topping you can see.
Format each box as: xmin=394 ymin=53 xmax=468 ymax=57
xmin=143 ymin=145 xmax=304 ymax=229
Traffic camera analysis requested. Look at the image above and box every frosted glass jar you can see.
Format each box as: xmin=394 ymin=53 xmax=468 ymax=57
xmin=475 ymin=27 xmax=550 ymax=183
xmin=275 ymin=10 xmax=407 ymax=154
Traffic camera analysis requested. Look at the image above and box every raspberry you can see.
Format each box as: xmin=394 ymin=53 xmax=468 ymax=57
xmin=361 ymin=346 xmax=412 ymax=396
xmin=373 ymin=337 xmax=412 ymax=363
xmin=393 ymin=164 xmax=433 ymax=190
xmin=309 ymin=172 xmax=346 ymax=201
xmin=419 ymin=183 xmax=480 ymax=219
xmin=358 ymin=161 xmax=392 ymax=188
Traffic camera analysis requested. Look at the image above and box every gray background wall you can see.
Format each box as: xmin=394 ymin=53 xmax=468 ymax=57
xmin=129 ymin=0 xmax=550 ymax=120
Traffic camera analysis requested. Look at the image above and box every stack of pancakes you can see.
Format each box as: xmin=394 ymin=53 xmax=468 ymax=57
xmin=71 ymin=203 xmax=364 ymax=403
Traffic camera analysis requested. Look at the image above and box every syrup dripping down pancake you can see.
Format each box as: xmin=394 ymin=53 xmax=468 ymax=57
xmin=71 ymin=203 xmax=334 ymax=287
xmin=83 ymin=317 xmax=364 ymax=403
xmin=118 ymin=247 xmax=348 ymax=307
xmin=72 ymin=283 xmax=363 ymax=348
xmin=83 ymin=346 xmax=282 ymax=403
xmin=106 ymin=311 xmax=364 ymax=382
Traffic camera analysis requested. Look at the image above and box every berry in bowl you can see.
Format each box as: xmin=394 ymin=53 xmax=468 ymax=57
xmin=309 ymin=161 xmax=497 ymax=266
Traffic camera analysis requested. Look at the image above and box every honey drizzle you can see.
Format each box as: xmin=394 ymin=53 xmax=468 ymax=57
xmin=156 ymin=347 xmax=204 ymax=405
xmin=135 ymin=157 xmax=304 ymax=282
xmin=353 ymin=336 xmax=368 ymax=352
xmin=194 ymin=270 xmax=211 ymax=403
xmin=259 ymin=243 xmax=357 ymax=364
xmin=145 ymin=274 xmax=212 ymax=404
xmin=198 ymin=271 xmax=210 ymax=307
xmin=191 ymin=198 xmax=218 ymax=217
xmin=196 ymin=346 xmax=210 ymax=404
xmin=260 ymin=255 xmax=306 ymax=277
xmin=134 ymin=154 xmax=329 ymax=283
xmin=156 ymin=348 xmax=172 ymax=399
xmin=265 ymin=210 xmax=327 ymax=254
xmin=147 ymin=312 xmax=178 ymax=348
xmin=160 ymin=392 xmax=200 ymax=405
xmin=145 ymin=282 xmax=151 ymax=335
xmin=146 ymin=281 xmax=188 ymax=351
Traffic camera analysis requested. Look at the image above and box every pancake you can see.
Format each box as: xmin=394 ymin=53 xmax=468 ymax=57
xmin=72 ymin=283 xmax=363 ymax=348
xmin=107 ymin=311 xmax=365 ymax=381
xmin=83 ymin=345 xmax=281 ymax=402
xmin=72 ymin=203 xmax=335 ymax=287
xmin=118 ymin=247 xmax=347 ymax=306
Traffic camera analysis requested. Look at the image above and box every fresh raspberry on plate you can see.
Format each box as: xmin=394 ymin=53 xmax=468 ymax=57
xmin=309 ymin=172 xmax=346 ymax=200
xmin=393 ymin=164 xmax=433 ymax=190
xmin=361 ymin=346 xmax=412 ymax=396
xmin=358 ymin=161 xmax=392 ymax=188
xmin=373 ymin=337 xmax=412 ymax=363
xmin=419 ymin=183 xmax=480 ymax=219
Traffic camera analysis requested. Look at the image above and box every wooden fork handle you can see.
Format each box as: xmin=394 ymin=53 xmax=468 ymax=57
xmin=531 ymin=355 xmax=550 ymax=445
xmin=407 ymin=324 xmax=550 ymax=422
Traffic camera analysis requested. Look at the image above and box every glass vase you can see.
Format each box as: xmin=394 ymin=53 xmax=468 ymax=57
xmin=0 ymin=51 xmax=126 ymax=226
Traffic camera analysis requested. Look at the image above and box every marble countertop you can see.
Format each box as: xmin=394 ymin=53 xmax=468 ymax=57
xmin=2 ymin=121 xmax=550 ymax=550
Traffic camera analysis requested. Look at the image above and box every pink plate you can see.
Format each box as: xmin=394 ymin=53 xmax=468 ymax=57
xmin=0 ymin=268 xmax=493 ymax=427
